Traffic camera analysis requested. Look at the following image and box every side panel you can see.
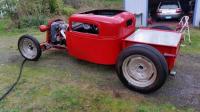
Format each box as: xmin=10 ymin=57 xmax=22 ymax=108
xmin=67 ymin=31 xmax=122 ymax=65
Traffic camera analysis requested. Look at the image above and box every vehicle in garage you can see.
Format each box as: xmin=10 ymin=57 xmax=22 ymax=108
xmin=18 ymin=10 xmax=183 ymax=93
xmin=125 ymin=0 xmax=200 ymax=27
xmin=156 ymin=1 xmax=183 ymax=20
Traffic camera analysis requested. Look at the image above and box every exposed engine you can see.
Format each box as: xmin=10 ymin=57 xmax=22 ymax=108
xmin=50 ymin=20 xmax=68 ymax=45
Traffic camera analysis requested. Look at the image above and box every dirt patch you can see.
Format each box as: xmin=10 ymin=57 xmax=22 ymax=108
xmin=51 ymin=51 xmax=200 ymax=110
xmin=1 ymin=46 xmax=200 ymax=111
xmin=98 ymin=53 xmax=200 ymax=111
xmin=58 ymin=52 xmax=200 ymax=111
xmin=151 ymin=54 xmax=200 ymax=110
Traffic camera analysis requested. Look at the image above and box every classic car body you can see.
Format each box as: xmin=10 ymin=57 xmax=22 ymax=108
xmin=18 ymin=10 xmax=183 ymax=93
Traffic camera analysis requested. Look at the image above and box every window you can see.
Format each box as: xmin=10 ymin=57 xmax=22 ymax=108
xmin=72 ymin=22 xmax=99 ymax=34
xmin=126 ymin=19 xmax=133 ymax=27
xmin=160 ymin=2 xmax=179 ymax=9
xmin=160 ymin=4 xmax=179 ymax=9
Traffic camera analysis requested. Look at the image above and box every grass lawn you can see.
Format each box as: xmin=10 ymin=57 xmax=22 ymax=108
xmin=0 ymin=19 xmax=198 ymax=112
xmin=181 ymin=28 xmax=200 ymax=54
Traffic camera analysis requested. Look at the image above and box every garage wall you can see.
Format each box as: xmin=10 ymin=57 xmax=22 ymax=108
xmin=193 ymin=0 xmax=200 ymax=27
xmin=124 ymin=0 xmax=148 ymax=27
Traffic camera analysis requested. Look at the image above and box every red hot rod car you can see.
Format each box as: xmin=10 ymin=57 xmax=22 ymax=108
xmin=18 ymin=10 xmax=183 ymax=93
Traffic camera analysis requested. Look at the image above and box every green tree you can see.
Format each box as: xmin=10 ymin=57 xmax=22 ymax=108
xmin=0 ymin=0 xmax=75 ymax=28
xmin=49 ymin=0 xmax=64 ymax=15
xmin=0 ymin=0 xmax=20 ymax=27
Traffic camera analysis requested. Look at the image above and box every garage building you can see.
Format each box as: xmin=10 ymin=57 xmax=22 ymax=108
xmin=124 ymin=0 xmax=200 ymax=27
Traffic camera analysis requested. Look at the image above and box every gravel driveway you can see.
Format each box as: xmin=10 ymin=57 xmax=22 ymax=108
xmin=149 ymin=54 xmax=200 ymax=110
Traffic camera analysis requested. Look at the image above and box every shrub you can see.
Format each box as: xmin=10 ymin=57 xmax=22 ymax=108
xmin=62 ymin=6 xmax=76 ymax=16
xmin=20 ymin=15 xmax=47 ymax=28
xmin=63 ymin=0 xmax=82 ymax=9
xmin=49 ymin=0 xmax=64 ymax=15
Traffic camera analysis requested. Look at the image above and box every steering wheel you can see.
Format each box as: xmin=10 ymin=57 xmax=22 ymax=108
xmin=91 ymin=25 xmax=98 ymax=33
xmin=82 ymin=24 xmax=91 ymax=30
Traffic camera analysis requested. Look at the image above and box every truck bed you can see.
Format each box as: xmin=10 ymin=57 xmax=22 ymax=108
xmin=123 ymin=28 xmax=183 ymax=70
xmin=125 ymin=28 xmax=182 ymax=47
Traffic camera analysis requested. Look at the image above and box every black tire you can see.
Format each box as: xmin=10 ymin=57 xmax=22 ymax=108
xmin=116 ymin=44 xmax=168 ymax=93
xmin=150 ymin=25 xmax=174 ymax=31
xmin=18 ymin=35 xmax=42 ymax=61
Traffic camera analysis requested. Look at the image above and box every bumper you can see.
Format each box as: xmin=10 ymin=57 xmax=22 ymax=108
xmin=157 ymin=14 xmax=182 ymax=20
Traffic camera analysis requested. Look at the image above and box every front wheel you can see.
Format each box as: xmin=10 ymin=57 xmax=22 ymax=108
xmin=116 ymin=44 xmax=168 ymax=93
xmin=18 ymin=35 xmax=41 ymax=61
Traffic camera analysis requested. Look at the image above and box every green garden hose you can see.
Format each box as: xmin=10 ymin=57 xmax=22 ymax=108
xmin=0 ymin=59 xmax=27 ymax=101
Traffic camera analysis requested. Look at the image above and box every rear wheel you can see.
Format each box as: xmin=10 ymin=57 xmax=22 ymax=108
xmin=116 ymin=44 xmax=168 ymax=93
xmin=18 ymin=35 xmax=41 ymax=61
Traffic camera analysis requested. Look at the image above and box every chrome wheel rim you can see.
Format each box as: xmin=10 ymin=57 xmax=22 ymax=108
xmin=19 ymin=38 xmax=37 ymax=59
xmin=122 ymin=55 xmax=157 ymax=88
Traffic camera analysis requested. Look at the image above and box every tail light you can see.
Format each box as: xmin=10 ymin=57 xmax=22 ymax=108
xmin=176 ymin=8 xmax=182 ymax=13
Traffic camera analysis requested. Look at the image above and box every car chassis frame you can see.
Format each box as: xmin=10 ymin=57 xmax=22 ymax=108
xmin=18 ymin=10 xmax=183 ymax=93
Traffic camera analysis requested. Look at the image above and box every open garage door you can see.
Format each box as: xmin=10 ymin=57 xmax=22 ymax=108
xmin=124 ymin=0 xmax=199 ymax=27
xmin=149 ymin=0 xmax=196 ymax=25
